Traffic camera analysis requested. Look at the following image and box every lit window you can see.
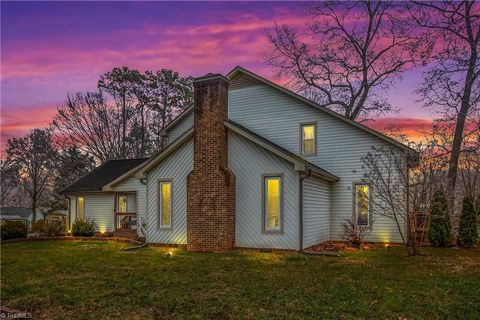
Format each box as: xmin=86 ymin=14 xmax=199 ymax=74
xmin=158 ymin=181 xmax=172 ymax=228
xmin=263 ymin=175 xmax=283 ymax=232
xmin=301 ymin=123 xmax=316 ymax=155
xmin=76 ymin=196 xmax=85 ymax=219
xmin=118 ymin=195 xmax=128 ymax=213
xmin=355 ymin=184 xmax=370 ymax=226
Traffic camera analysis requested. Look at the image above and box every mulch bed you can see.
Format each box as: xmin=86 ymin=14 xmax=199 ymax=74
xmin=304 ymin=241 xmax=394 ymax=253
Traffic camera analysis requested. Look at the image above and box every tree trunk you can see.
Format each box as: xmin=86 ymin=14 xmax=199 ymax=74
xmin=447 ymin=32 xmax=478 ymax=212
xmin=31 ymin=194 xmax=37 ymax=224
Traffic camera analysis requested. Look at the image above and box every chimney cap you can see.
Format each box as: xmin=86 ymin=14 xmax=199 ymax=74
xmin=194 ymin=73 xmax=229 ymax=86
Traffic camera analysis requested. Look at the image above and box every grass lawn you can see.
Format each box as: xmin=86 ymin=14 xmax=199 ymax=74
xmin=1 ymin=241 xmax=480 ymax=319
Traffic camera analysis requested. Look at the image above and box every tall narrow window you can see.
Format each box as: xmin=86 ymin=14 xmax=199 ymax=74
xmin=301 ymin=123 xmax=316 ymax=155
xmin=263 ymin=175 xmax=283 ymax=232
xmin=355 ymin=184 xmax=370 ymax=226
xmin=76 ymin=196 xmax=85 ymax=220
xmin=158 ymin=181 xmax=172 ymax=228
xmin=118 ymin=195 xmax=128 ymax=213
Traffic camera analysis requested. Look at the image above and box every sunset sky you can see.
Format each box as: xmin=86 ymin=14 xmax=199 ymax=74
xmin=1 ymin=1 xmax=436 ymax=151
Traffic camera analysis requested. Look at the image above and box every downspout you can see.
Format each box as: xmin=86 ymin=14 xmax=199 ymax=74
xmin=299 ymin=167 xmax=312 ymax=252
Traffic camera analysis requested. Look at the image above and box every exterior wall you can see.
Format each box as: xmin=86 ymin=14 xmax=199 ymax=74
xmin=69 ymin=195 xmax=76 ymax=223
xmin=84 ymin=193 xmax=115 ymax=232
xmin=146 ymin=139 xmax=193 ymax=244
xmin=168 ymin=112 xmax=193 ymax=142
xmin=228 ymin=131 xmax=299 ymax=250
xmin=229 ymin=77 xmax=406 ymax=243
xmin=68 ymin=193 xmax=115 ymax=232
xmin=112 ymin=177 xmax=146 ymax=236
xmin=303 ymin=177 xmax=331 ymax=248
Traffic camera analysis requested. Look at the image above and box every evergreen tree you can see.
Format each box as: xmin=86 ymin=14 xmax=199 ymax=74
xmin=458 ymin=197 xmax=479 ymax=247
xmin=428 ymin=189 xmax=451 ymax=247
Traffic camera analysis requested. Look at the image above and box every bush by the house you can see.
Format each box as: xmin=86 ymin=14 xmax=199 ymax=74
xmin=458 ymin=196 xmax=478 ymax=247
xmin=30 ymin=219 xmax=46 ymax=234
xmin=44 ymin=220 xmax=66 ymax=237
xmin=1 ymin=221 xmax=28 ymax=240
xmin=72 ymin=218 xmax=96 ymax=237
xmin=428 ymin=189 xmax=452 ymax=247
xmin=339 ymin=218 xmax=369 ymax=249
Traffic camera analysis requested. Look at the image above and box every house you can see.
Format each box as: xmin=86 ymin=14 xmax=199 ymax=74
xmin=46 ymin=209 xmax=68 ymax=227
xmin=61 ymin=66 xmax=416 ymax=251
xmin=0 ymin=207 xmax=43 ymax=227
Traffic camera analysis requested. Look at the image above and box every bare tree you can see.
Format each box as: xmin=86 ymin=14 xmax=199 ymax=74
xmin=52 ymin=67 xmax=193 ymax=163
xmin=266 ymin=0 xmax=418 ymax=121
xmin=409 ymin=0 xmax=480 ymax=201
xmin=361 ymin=141 xmax=447 ymax=256
xmin=5 ymin=129 xmax=56 ymax=222
xmin=0 ymin=159 xmax=20 ymax=206
xmin=52 ymin=92 xmax=124 ymax=163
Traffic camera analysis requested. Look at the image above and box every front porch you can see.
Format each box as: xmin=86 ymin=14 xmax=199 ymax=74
xmin=113 ymin=192 xmax=138 ymax=238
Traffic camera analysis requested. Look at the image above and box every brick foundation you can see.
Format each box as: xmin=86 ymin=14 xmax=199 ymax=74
xmin=187 ymin=74 xmax=236 ymax=252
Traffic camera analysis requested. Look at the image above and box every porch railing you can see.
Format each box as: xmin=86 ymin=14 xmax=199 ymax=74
xmin=115 ymin=212 xmax=137 ymax=230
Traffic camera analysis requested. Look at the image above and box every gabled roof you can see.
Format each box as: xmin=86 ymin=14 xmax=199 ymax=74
xmin=60 ymin=158 xmax=148 ymax=194
xmin=135 ymin=128 xmax=194 ymax=179
xmin=226 ymin=66 xmax=416 ymax=154
xmin=226 ymin=120 xmax=339 ymax=182
xmin=160 ymin=107 xmax=193 ymax=136
xmin=130 ymin=120 xmax=339 ymax=183
xmin=162 ymin=66 xmax=415 ymax=154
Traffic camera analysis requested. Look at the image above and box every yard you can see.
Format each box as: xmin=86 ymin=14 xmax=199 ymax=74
xmin=1 ymin=241 xmax=479 ymax=319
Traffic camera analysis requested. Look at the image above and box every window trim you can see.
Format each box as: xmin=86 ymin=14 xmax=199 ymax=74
xmin=157 ymin=179 xmax=173 ymax=230
xmin=299 ymin=122 xmax=317 ymax=156
xmin=261 ymin=173 xmax=284 ymax=234
xmin=76 ymin=196 xmax=85 ymax=220
xmin=352 ymin=182 xmax=372 ymax=228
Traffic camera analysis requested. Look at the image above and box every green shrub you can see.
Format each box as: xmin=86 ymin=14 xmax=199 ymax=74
xmin=458 ymin=197 xmax=478 ymax=247
xmin=1 ymin=221 xmax=28 ymax=240
xmin=44 ymin=220 xmax=66 ymax=237
xmin=428 ymin=189 xmax=451 ymax=247
xmin=30 ymin=219 xmax=46 ymax=234
xmin=72 ymin=218 xmax=96 ymax=237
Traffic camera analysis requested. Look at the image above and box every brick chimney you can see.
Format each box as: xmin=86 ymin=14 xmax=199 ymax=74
xmin=187 ymin=74 xmax=236 ymax=252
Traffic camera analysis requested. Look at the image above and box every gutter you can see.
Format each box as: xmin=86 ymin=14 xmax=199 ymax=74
xmin=299 ymin=167 xmax=312 ymax=252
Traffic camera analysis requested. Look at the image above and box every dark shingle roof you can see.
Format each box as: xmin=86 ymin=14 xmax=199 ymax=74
xmin=0 ymin=207 xmax=36 ymax=218
xmin=60 ymin=158 xmax=148 ymax=194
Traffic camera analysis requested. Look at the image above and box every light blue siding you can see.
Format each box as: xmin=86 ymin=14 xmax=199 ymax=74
xmin=113 ymin=177 xmax=146 ymax=237
xmin=83 ymin=193 xmax=115 ymax=232
xmin=228 ymin=131 xmax=299 ymax=250
xmin=146 ymin=139 xmax=193 ymax=244
xmin=303 ymin=177 xmax=330 ymax=248
xmin=229 ymin=76 xmax=406 ymax=243
xmin=168 ymin=112 xmax=194 ymax=142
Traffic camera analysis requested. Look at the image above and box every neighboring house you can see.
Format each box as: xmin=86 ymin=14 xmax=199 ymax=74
xmin=0 ymin=207 xmax=43 ymax=227
xmin=62 ymin=66 xmax=416 ymax=251
xmin=46 ymin=209 xmax=68 ymax=227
